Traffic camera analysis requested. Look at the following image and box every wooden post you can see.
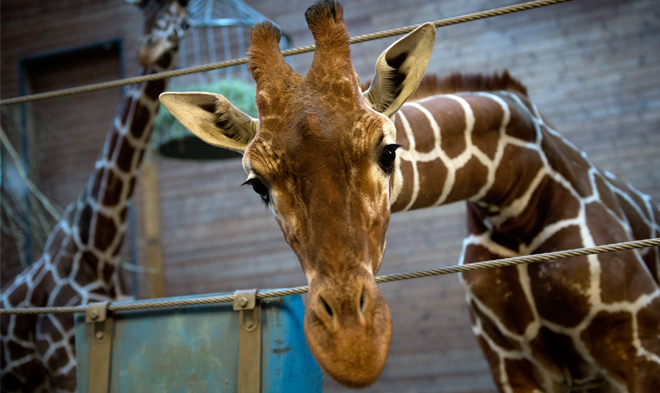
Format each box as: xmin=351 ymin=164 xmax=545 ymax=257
xmin=141 ymin=156 xmax=165 ymax=299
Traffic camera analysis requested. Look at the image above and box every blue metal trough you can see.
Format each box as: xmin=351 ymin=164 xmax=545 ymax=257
xmin=74 ymin=293 xmax=322 ymax=392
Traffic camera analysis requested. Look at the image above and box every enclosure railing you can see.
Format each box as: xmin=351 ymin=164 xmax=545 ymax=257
xmin=3 ymin=237 xmax=659 ymax=315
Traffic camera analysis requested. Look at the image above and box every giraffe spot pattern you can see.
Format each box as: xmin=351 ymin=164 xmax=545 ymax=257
xmin=396 ymin=90 xmax=660 ymax=391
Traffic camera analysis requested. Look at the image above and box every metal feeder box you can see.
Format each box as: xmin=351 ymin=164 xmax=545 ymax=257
xmin=74 ymin=292 xmax=322 ymax=393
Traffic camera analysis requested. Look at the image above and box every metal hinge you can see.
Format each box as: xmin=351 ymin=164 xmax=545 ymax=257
xmin=233 ymin=289 xmax=261 ymax=393
xmin=85 ymin=301 xmax=113 ymax=393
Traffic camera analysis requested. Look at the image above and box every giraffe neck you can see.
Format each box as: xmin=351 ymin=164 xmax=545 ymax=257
xmin=76 ymin=52 xmax=175 ymax=262
xmin=390 ymin=90 xmax=660 ymax=253
xmin=21 ymin=50 xmax=180 ymax=306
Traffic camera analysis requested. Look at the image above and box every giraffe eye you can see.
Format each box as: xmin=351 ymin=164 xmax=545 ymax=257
xmin=243 ymin=179 xmax=270 ymax=205
xmin=379 ymin=144 xmax=401 ymax=173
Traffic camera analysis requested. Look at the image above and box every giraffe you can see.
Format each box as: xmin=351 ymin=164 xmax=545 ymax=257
xmin=160 ymin=0 xmax=660 ymax=391
xmin=0 ymin=1 xmax=188 ymax=391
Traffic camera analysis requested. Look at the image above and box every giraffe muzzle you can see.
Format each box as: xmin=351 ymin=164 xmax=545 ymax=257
xmin=304 ymin=273 xmax=392 ymax=388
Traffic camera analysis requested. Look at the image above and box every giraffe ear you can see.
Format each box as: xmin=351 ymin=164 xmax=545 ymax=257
xmin=363 ymin=23 xmax=435 ymax=117
xmin=159 ymin=92 xmax=258 ymax=153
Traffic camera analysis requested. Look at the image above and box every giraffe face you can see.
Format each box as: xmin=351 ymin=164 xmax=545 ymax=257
xmin=129 ymin=0 xmax=188 ymax=67
xmin=159 ymin=0 xmax=435 ymax=387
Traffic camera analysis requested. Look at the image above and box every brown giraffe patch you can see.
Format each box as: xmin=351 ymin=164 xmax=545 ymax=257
xmin=106 ymin=131 xmax=119 ymax=158
xmin=586 ymin=202 xmax=657 ymax=303
xmin=504 ymin=98 xmax=537 ymax=143
xmin=6 ymin=282 xmax=28 ymax=307
xmin=102 ymin=263 xmax=115 ymax=282
xmin=542 ymin=131 xmax=593 ymax=198
xmin=484 ymin=144 xmax=543 ymax=208
xmin=503 ymin=357 xmax=544 ymax=391
xmin=120 ymin=96 xmax=133 ymax=126
xmin=645 ymin=246 xmax=659 ymax=284
xmin=94 ymin=213 xmax=118 ymax=251
xmin=55 ymin=254 xmax=73 ymax=280
xmin=78 ymin=205 xmax=93 ymax=244
xmin=530 ymin=327 xmax=590 ymax=381
xmin=594 ymin=174 xmax=625 ymax=221
xmin=466 ymin=95 xmax=505 ymax=160
xmin=145 ymin=79 xmax=166 ymax=100
xmin=117 ymin=139 xmax=137 ymax=173
xmin=476 ymin=335 xmax=505 ymax=393
xmin=432 ymin=97 xmax=467 ymax=160
xmin=47 ymin=228 xmax=66 ymax=255
xmin=39 ymin=315 xmax=63 ymax=342
xmin=410 ymin=159 xmax=447 ymax=208
xmin=53 ymin=284 xmax=80 ymax=307
xmin=399 ymin=105 xmax=436 ymax=154
xmin=445 ymin=156 xmax=488 ymax=205
xmin=46 ymin=346 xmax=70 ymax=373
xmin=529 ymin=225 xmax=591 ymax=327
xmin=617 ymin=192 xmax=651 ymax=241
xmin=7 ymin=341 xmax=26 ymax=361
xmin=12 ymin=315 xmax=37 ymax=342
xmin=101 ymin=170 xmax=124 ymax=206
xmin=131 ymin=101 xmax=151 ymax=140
xmin=81 ymin=250 xmax=100 ymax=272
xmin=466 ymin=203 xmax=489 ymax=235
xmin=30 ymin=270 xmax=56 ymax=307
xmin=581 ymin=310 xmax=635 ymax=384
xmin=500 ymin=176 xmax=581 ymax=246
xmin=463 ymin=244 xmax=535 ymax=335
xmin=471 ymin=300 xmax=522 ymax=351
xmin=637 ymin=296 xmax=660 ymax=357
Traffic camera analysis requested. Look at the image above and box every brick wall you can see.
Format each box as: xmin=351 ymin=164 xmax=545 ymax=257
xmin=2 ymin=0 xmax=659 ymax=392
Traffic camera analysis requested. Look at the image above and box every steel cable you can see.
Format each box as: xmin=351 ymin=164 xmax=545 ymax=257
xmin=2 ymin=237 xmax=658 ymax=315
xmin=0 ymin=0 xmax=573 ymax=106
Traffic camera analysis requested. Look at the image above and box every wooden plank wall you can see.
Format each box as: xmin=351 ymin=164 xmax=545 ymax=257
xmin=2 ymin=0 xmax=659 ymax=392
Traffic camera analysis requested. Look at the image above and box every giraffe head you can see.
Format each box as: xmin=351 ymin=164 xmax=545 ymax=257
xmin=160 ymin=0 xmax=434 ymax=387
xmin=126 ymin=0 xmax=189 ymax=67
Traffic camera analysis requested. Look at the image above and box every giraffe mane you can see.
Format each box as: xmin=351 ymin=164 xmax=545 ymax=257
xmin=361 ymin=70 xmax=529 ymax=101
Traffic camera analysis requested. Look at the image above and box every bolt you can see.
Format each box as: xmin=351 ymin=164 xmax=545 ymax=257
xmin=89 ymin=311 xmax=98 ymax=320
xmin=96 ymin=331 xmax=104 ymax=340
xmin=238 ymin=297 xmax=248 ymax=308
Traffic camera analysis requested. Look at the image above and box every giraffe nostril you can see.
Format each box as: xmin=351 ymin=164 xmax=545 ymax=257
xmin=320 ymin=295 xmax=334 ymax=317
xmin=359 ymin=286 xmax=366 ymax=315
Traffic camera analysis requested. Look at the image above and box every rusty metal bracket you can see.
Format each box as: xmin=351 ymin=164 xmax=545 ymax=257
xmin=233 ymin=289 xmax=261 ymax=393
xmin=85 ymin=301 xmax=113 ymax=393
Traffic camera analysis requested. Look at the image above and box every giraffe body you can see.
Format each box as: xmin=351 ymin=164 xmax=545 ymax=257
xmin=160 ymin=1 xmax=660 ymax=390
xmin=389 ymin=77 xmax=660 ymax=392
xmin=0 ymin=1 xmax=187 ymax=391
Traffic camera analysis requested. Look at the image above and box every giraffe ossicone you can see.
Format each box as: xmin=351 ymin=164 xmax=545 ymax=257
xmin=162 ymin=0 xmax=660 ymax=391
xmin=0 ymin=1 xmax=188 ymax=391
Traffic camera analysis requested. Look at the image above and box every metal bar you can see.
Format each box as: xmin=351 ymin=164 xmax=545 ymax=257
xmin=86 ymin=302 xmax=114 ymax=393
xmin=234 ymin=289 xmax=261 ymax=393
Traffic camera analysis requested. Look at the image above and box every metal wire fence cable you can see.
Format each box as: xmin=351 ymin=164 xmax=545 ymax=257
xmin=2 ymin=237 xmax=658 ymax=316
xmin=0 ymin=0 xmax=573 ymax=107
